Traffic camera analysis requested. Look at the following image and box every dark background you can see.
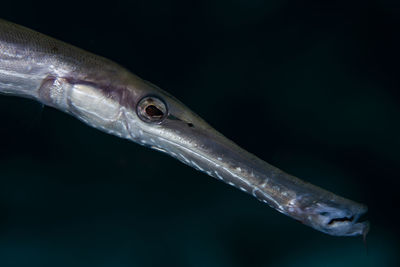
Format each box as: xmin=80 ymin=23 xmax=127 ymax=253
xmin=0 ymin=0 xmax=399 ymax=266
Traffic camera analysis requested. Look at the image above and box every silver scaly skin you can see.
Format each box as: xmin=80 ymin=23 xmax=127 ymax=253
xmin=0 ymin=19 xmax=369 ymax=237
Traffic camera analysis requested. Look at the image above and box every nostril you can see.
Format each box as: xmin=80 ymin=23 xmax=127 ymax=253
xmin=327 ymin=216 xmax=354 ymax=225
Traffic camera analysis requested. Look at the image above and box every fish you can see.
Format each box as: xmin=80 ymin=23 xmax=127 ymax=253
xmin=0 ymin=19 xmax=369 ymax=237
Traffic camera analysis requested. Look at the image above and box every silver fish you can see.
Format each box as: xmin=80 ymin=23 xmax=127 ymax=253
xmin=0 ymin=19 xmax=369 ymax=237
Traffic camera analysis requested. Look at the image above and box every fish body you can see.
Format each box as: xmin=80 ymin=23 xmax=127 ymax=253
xmin=0 ymin=19 xmax=369 ymax=237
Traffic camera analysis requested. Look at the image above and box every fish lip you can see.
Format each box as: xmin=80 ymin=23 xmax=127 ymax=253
xmin=347 ymin=207 xmax=370 ymax=236
xmin=321 ymin=204 xmax=369 ymax=236
xmin=341 ymin=219 xmax=370 ymax=237
xmin=291 ymin=199 xmax=370 ymax=236
xmin=345 ymin=204 xmax=369 ymax=235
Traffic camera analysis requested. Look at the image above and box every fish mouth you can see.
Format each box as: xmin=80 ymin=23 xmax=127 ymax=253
xmin=326 ymin=215 xmax=370 ymax=236
xmin=328 ymin=215 xmax=355 ymax=225
xmin=336 ymin=211 xmax=369 ymax=236
xmin=303 ymin=200 xmax=370 ymax=236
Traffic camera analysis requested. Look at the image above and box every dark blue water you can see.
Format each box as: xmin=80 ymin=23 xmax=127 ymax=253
xmin=1 ymin=1 xmax=399 ymax=266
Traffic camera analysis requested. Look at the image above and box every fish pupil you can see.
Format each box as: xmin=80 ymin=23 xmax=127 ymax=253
xmin=145 ymin=105 xmax=164 ymax=117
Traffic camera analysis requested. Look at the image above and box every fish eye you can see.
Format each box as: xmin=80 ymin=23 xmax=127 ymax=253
xmin=137 ymin=96 xmax=168 ymax=123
